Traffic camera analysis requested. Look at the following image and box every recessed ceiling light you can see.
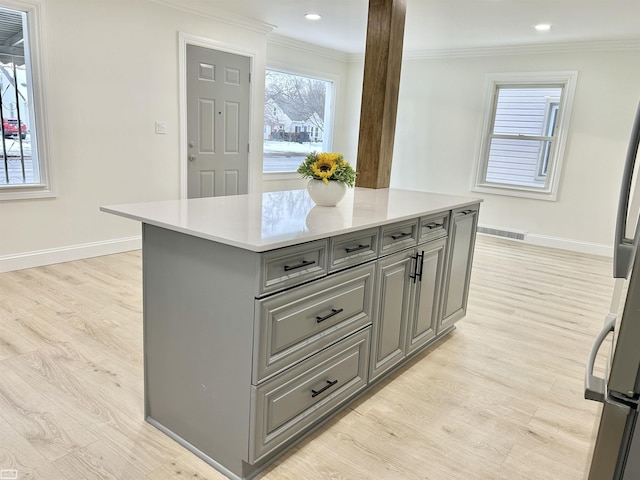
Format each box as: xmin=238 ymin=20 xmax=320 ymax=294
xmin=534 ymin=24 xmax=551 ymax=32
xmin=305 ymin=13 xmax=321 ymax=21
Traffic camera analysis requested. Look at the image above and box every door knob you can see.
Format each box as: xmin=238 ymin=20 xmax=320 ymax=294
xmin=188 ymin=155 xmax=196 ymax=161
xmin=189 ymin=141 xmax=195 ymax=148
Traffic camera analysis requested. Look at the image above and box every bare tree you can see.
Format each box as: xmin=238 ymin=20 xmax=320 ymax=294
xmin=265 ymin=70 xmax=327 ymax=132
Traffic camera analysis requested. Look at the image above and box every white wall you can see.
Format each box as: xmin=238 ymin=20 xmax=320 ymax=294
xmin=0 ymin=0 xmax=268 ymax=270
xmin=386 ymin=48 xmax=640 ymax=253
xmin=262 ymin=37 xmax=352 ymax=193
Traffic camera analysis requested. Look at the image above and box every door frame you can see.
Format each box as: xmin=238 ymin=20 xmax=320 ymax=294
xmin=178 ymin=32 xmax=256 ymax=199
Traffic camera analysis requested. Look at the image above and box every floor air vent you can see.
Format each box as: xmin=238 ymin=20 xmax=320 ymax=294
xmin=477 ymin=226 xmax=526 ymax=241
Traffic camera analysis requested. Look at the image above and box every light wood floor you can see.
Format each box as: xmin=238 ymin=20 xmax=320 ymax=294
xmin=0 ymin=235 xmax=613 ymax=479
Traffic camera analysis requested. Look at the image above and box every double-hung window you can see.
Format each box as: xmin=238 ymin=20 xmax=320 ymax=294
xmin=473 ymin=71 xmax=578 ymax=200
xmin=0 ymin=1 xmax=52 ymax=200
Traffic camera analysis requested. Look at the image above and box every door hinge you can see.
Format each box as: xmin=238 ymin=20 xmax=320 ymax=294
xmin=249 ymin=72 xmax=251 ymax=83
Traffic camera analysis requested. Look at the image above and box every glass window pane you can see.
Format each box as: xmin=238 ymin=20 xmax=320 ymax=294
xmin=0 ymin=8 xmax=37 ymax=186
xmin=492 ymin=86 xmax=563 ymax=136
xmin=486 ymin=137 xmax=548 ymax=188
xmin=263 ymin=70 xmax=332 ymax=173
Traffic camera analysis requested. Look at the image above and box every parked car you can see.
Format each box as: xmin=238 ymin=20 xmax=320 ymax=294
xmin=2 ymin=118 xmax=26 ymax=139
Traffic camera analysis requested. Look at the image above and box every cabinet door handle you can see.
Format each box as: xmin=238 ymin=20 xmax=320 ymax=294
xmin=316 ymin=308 xmax=344 ymax=323
xmin=416 ymin=251 xmax=425 ymax=282
xmin=410 ymin=251 xmax=425 ymax=283
xmin=311 ymin=379 xmax=338 ymax=398
xmin=390 ymin=231 xmax=411 ymax=240
xmin=283 ymin=259 xmax=316 ymax=272
xmin=410 ymin=253 xmax=419 ymax=283
xmin=345 ymin=244 xmax=370 ymax=253
xmin=461 ymin=209 xmax=474 ymax=215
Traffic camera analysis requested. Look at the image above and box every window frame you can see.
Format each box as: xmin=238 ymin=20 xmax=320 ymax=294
xmin=262 ymin=63 xmax=337 ymax=177
xmin=0 ymin=0 xmax=54 ymax=201
xmin=472 ymin=71 xmax=578 ymax=201
xmin=535 ymin=98 xmax=560 ymax=180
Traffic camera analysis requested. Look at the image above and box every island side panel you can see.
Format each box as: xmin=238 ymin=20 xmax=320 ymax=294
xmin=142 ymin=223 xmax=257 ymax=475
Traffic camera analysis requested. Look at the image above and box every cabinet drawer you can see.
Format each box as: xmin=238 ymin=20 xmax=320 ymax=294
xmin=379 ymin=219 xmax=418 ymax=256
xmin=253 ymin=263 xmax=374 ymax=383
xmin=419 ymin=212 xmax=449 ymax=243
xmin=329 ymin=228 xmax=378 ymax=272
xmin=249 ymin=328 xmax=370 ymax=463
xmin=259 ymin=240 xmax=328 ymax=296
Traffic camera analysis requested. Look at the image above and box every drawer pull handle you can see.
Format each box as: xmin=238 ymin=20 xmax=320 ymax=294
xmin=425 ymin=222 xmax=442 ymax=230
xmin=316 ymin=308 xmax=344 ymax=323
xmin=345 ymin=244 xmax=370 ymax=253
xmin=461 ymin=209 xmax=474 ymax=215
xmin=390 ymin=231 xmax=411 ymax=240
xmin=311 ymin=379 xmax=339 ymax=398
xmin=283 ymin=259 xmax=316 ymax=272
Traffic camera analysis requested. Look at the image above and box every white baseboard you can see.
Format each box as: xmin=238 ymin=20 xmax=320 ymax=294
xmin=477 ymin=223 xmax=612 ymax=257
xmin=524 ymin=233 xmax=612 ymax=257
xmin=0 ymin=236 xmax=142 ymax=273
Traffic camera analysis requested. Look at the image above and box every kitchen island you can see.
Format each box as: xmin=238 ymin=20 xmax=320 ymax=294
xmin=101 ymin=187 xmax=481 ymax=480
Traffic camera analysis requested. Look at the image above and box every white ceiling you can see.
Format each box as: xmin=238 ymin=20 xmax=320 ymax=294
xmin=172 ymin=0 xmax=640 ymax=55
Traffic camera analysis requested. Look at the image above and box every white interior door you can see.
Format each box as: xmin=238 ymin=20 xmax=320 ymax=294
xmin=186 ymin=44 xmax=250 ymax=198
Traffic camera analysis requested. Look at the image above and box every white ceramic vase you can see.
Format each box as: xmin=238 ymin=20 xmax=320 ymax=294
xmin=306 ymin=179 xmax=347 ymax=207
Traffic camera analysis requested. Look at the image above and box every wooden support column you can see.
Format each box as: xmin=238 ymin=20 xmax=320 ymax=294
xmin=355 ymin=0 xmax=406 ymax=189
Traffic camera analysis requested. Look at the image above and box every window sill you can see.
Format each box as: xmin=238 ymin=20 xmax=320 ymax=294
xmin=472 ymin=183 xmax=557 ymax=201
xmin=0 ymin=183 xmax=56 ymax=201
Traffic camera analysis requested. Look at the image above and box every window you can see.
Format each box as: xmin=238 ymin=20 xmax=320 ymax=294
xmin=0 ymin=2 xmax=52 ymax=200
xmin=473 ymin=71 xmax=578 ymax=200
xmin=263 ymin=69 xmax=334 ymax=173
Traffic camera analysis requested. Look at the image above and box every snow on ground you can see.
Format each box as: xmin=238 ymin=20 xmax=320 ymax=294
xmin=3 ymin=136 xmax=31 ymax=156
xmin=0 ymin=136 xmax=34 ymax=184
xmin=263 ymin=140 xmax=323 ymax=156
xmin=263 ymin=140 xmax=324 ymax=173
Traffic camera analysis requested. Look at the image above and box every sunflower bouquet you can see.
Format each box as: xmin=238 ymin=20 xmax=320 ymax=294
xmin=297 ymin=152 xmax=356 ymax=187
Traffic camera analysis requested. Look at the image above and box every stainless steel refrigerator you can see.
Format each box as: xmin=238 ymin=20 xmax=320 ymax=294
xmin=585 ymin=101 xmax=640 ymax=479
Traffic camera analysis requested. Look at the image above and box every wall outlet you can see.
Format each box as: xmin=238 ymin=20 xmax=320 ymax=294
xmin=155 ymin=121 xmax=167 ymax=135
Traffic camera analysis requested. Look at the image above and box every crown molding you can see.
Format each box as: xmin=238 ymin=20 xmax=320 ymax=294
xmin=267 ymin=34 xmax=351 ymax=63
xmin=344 ymin=38 xmax=640 ymax=63
xmin=403 ymin=38 xmax=640 ymax=61
xmin=146 ymin=0 xmax=275 ymax=35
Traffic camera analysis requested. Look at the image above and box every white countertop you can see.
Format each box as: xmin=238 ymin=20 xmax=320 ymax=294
xmin=101 ymin=188 xmax=481 ymax=252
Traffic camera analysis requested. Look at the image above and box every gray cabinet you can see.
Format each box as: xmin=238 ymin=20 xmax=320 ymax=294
xmin=370 ymin=214 xmax=449 ymax=382
xmin=440 ymin=205 xmax=479 ymax=332
xmin=141 ymin=204 xmax=478 ymax=480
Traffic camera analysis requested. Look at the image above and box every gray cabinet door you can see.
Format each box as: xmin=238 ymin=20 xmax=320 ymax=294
xmin=440 ymin=206 xmax=479 ymax=331
xmin=406 ymin=237 xmax=446 ymax=355
xmin=369 ymin=249 xmax=413 ymax=381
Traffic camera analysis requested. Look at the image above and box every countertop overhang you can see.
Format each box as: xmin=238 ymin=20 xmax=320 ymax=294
xmin=101 ymin=188 xmax=482 ymax=252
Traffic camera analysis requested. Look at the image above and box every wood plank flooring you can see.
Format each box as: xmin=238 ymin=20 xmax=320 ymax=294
xmin=0 ymin=235 xmax=612 ymax=479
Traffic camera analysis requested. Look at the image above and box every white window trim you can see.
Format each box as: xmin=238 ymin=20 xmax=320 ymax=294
xmin=0 ymin=0 xmax=55 ymax=201
xmin=263 ymin=61 xmax=338 ymax=177
xmin=471 ymin=71 xmax=578 ymax=201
